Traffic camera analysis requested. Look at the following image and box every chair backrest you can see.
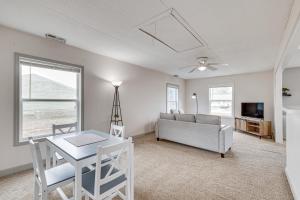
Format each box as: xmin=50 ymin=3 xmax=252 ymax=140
xmin=52 ymin=122 xmax=78 ymax=135
xmin=110 ymin=124 xmax=125 ymax=139
xmin=94 ymin=137 xmax=132 ymax=199
xmin=29 ymin=139 xmax=47 ymax=187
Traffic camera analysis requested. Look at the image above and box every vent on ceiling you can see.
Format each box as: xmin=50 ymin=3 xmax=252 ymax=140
xmin=138 ymin=8 xmax=206 ymax=52
xmin=45 ymin=33 xmax=66 ymax=44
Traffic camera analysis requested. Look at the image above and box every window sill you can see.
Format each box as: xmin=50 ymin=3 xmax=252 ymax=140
xmin=14 ymin=136 xmax=48 ymax=146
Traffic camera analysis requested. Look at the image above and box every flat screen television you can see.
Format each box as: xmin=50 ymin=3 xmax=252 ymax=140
xmin=241 ymin=103 xmax=264 ymax=119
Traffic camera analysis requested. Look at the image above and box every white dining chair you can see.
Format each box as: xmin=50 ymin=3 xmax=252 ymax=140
xmin=29 ymin=139 xmax=76 ymax=200
xmin=91 ymin=125 xmax=125 ymax=169
xmin=52 ymin=122 xmax=78 ymax=166
xmin=106 ymin=124 xmax=126 ymax=167
xmin=52 ymin=122 xmax=78 ymax=135
xmin=82 ymin=137 xmax=133 ymax=200
xmin=110 ymin=124 xmax=125 ymax=139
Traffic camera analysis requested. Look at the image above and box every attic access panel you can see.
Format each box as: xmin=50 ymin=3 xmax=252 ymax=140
xmin=139 ymin=8 xmax=206 ymax=52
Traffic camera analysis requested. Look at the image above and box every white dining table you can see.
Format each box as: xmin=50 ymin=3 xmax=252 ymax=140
xmin=45 ymin=130 xmax=134 ymax=200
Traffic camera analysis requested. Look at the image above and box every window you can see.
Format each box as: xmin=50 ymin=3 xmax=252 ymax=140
xmin=15 ymin=54 xmax=83 ymax=145
xmin=209 ymin=86 xmax=233 ymax=116
xmin=166 ymin=84 xmax=179 ymax=113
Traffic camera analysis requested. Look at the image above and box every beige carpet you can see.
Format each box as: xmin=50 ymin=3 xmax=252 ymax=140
xmin=0 ymin=132 xmax=293 ymax=200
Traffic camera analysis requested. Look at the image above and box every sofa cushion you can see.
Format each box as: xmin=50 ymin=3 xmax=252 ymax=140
xmin=195 ymin=114 xmax=221 ymax=125
xmin=160 ymin=113 xmax=175 ymax=120
xmin=175 ymin=114 xmax=195 ymax=122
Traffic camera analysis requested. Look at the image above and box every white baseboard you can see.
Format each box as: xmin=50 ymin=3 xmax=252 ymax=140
xmin=132 ymin=131 xmax=154 ymax=139
xmin=285 ymin=167 xmax=298 ymax=200
xmin=0 ymin=163 xmax=33 ymax=178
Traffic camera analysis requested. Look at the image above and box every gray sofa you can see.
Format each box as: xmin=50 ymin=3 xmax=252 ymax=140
xmin=155 ymin=113 xmax=233 ymax=157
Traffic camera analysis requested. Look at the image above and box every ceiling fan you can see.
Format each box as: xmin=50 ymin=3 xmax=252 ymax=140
xmin=180 ymin=57 xmax=228 ymax=73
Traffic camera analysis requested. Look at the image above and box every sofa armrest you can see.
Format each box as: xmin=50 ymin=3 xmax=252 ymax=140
xmin=219 ymin=126 xmax=233 ymax=153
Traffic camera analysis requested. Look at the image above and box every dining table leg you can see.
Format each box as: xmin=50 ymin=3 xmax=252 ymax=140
xmin=74 ymin=165 xmax=82 ymax=200
xmin=46 ymin=144 xmax=51 ymax=169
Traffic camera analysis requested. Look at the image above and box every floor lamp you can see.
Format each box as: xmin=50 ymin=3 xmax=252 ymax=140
xmin=110 ymin=81 xmax=123 ymax=130
xmin=192 ymin=93 xmax=198 ymax=114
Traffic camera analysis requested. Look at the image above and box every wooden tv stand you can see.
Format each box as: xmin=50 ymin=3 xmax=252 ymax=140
xmin=235 ymin=117 xmax=272 ymax=139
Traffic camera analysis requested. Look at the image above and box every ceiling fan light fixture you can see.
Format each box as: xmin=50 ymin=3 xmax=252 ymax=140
xmin=198 ymin=66 xmax=207 ymax=71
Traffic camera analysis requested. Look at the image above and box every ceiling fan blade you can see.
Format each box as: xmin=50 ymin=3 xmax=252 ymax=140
xmin=189 ymin=67 xmax=198 ymax=73
xmin=179 ymin=65 xmax=198 ymax=70
xmin=207 ymin=66 xmax=217 ymax=71
xmin=208 ymin=63 xmax=229 ymax=66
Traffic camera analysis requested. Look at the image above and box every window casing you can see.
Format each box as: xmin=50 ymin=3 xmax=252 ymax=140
xmin=166 ymin=84 xmax=179 ymax=113
xmin=14 ymin=53 xmax=84 ymax=145
xmin=209 ymin=86 xmax=233 ymax=116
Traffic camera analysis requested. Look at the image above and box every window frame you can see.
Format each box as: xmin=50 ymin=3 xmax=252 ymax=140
xmin=208 ymin=85 xmax=234 ymax=117
xmin=166 ymin=83 xmax=179 ymax=113
xmin=14 ymin=53 xmax=84 ymax=146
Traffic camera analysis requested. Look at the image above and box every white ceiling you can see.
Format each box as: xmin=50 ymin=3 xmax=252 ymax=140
xmin=0 ymin=0 xmax=294 ymax=79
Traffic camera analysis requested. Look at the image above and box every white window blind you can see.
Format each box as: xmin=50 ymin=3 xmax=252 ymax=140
xmin=166 ymin=84 xmax=179 ymax=113
xmin=209 ymin=86 xmax=233 ymax=116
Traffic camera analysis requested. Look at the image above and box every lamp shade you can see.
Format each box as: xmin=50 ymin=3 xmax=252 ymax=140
xmin=111 ymin=81 xmax=122 ymax=87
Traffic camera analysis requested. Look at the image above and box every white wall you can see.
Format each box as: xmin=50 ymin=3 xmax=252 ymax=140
xmin=185 ymin=71 xmax=274 ymax=125
xmin=273 ymin=0 xmax=300 ymax=144
xmin=274 ymin=67 xmax=284 ymax=143
xmin=0 ymin=25 xmax=185 ymax=171
xmin=284 ymin=108 xmax=300 ymax=199
xmin=274 ymin=1 xmax=300 ymax=197
xmin=283 ymin=67 xmax=300 ymax=107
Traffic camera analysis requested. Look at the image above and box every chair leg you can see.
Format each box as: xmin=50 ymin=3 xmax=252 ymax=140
xmin=53 ymin=153 xmax=57 ymax=167
xmin=41 ymin=190 xmax=48 ymax=200
xmin=73 ymin=182 xmax=75 ymax=198
xmin=125 ymin=184 xmax=130 ymax=200
xmin=33 ymin=180 xmax=39 ymax=200
xmin=221 ymin=153 xmax=225 ymax=158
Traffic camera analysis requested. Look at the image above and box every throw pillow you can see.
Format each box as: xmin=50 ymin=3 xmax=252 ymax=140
xmin=160 ymin=113 xmax=175 ymax=120
xmin=170 ymin=109 xmax=179 ymax=114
